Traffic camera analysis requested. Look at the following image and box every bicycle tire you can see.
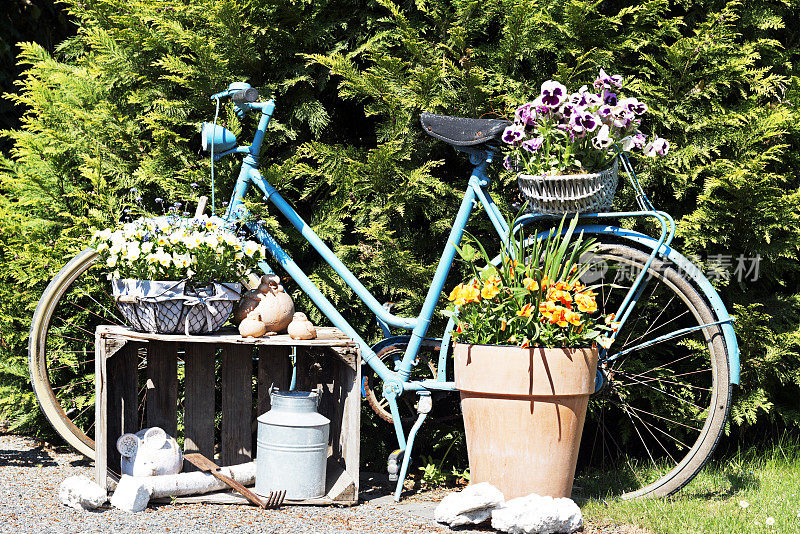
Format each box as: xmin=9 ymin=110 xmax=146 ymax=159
xmin=575 ymin=242 xmax=731 ymax=499
xmin=29 ymin=248 xmax=103 ymax=458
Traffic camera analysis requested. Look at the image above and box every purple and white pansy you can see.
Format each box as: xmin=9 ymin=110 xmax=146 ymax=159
xmin=644 ymin=136 xmax=670 ymax=157
xmin=502 ymin=69 xmax=670 ymax=176
xmin=540 ymin=80 xmax=568 ymax=108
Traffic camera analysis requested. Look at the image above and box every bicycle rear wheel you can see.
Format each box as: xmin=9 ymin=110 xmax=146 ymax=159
xmin=576 ymin=242 xmax=731 ymax=499
xmin=29 ymin=248 xmax=135 ymax=458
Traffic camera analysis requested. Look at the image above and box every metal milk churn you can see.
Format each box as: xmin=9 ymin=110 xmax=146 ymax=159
xmin=256 ymin=389 xmax=330 ymax=500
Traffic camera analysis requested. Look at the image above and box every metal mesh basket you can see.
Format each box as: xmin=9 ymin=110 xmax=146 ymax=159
xmin=517 ymin=159 xmax=619 ymax=215
xmin=112 ymin=280 xmax=241 ymax=335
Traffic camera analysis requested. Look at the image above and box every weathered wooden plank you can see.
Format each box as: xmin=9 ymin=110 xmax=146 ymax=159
xmin=256 ymin=346 xmax=290 ymax=416
xmin=183 ymin=344 xmax=216 ymax=467
xmin=222 ymin=344 xmax=253 ymax=465
xmin=146 ymin=341 xmax=178 ymax=437
xmin=96 ymin=325 xmax=355 ymax=347
xmin=95 ymin=331 xmax=108 ymax=490
xmin=340 ymin=348 xmax=361 ymax=497
xmin=106 ymin=341 xmax=139 ymax=478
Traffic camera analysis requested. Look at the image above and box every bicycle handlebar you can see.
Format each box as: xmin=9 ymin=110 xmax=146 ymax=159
xmin=232 ymin=88 xmax=259 ymax=104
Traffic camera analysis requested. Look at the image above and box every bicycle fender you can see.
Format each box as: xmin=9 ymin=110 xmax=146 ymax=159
xmin=570 ymin=224 xmax=740 ymax=385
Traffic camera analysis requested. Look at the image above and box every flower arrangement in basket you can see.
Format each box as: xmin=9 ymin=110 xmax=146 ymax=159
xmin=504 ymin=69 xmax=670 ymax=214
xmin=91 ymin=212 xmax=267 ymax=335
xmin=446 ymin=215 xmax=619 ymax=350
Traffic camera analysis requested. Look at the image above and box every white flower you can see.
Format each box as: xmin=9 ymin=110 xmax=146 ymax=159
xmin=147 ymin=253 xmax=160 ymax=264
xmin=202 ymin=234 xmax=217 ymax=248
xmin=95 ymin=242 xmax=109 ymax=253
xmin=244 ymin=241 xmax=260 ymax=258
xmin=124 ymin=243 xmax=141 ymax=261
xmin=156 ymin=235 xmax=168 ymax=246
xmin=141 ymin=241 xmax=154 ymax=254
xmin=183 ymin=234 xmax=200 ymax=249
xmin=765 ymin=517 xmax=775 ymax=526
xmin=157 ymin=252 xmax=171 ymax=268
xmin=739 ymin=500 xmax=750 ymax=509
xmin=106 ymin=255 xmax=118 ymax=268
xmin=592 ymin=125 xmax=614 ymax=150
xmin=95 ymin=228 xmax=112 ymax=241
xmin=235 ymin=251 xmax=244 ymax=260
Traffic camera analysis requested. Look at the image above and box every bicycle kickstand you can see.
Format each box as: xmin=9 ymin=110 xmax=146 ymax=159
xmin=388 ymin=391 xmax=432 ymax=502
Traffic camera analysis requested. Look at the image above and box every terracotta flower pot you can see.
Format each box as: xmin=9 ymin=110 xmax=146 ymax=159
xmin=454 ymin=343 xmax=598 ymax=499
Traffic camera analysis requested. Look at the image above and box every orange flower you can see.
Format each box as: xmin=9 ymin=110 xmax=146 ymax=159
xmin=565 ymin=310 xmax=582 ymax=326
xmin=548 ymin=305 xmax=570 ymax=327
xmin=520 ymin=338 xmax=530 ymax=349
xmin=604 ymin=313 xmax=616 ymax=324
xmin=522 ymin=277 xmax=539 ymax=291
xmin=547 ymin=288 xmax=573 ymax=306
xmin=456 ymin=323 xmax=464 ymax=333
xmin=516 ymin=303 xmax=533 ymax=317
xmin=448 ymin=283 xmax=464 ymax=301
xmin=575 ymin=293 xmax=597 ymax=313
xmin=448 ymin=280 xmax=481 ymax=306
xmin=570 ymin=264 xmax=578 ymax=274
xmin=554 ymin=280 xmax=571 ymax=291
xmin=539 ymin=300 xmax=557 ymax=318
xmin=500 ymin=319 xmax=507 ymax=331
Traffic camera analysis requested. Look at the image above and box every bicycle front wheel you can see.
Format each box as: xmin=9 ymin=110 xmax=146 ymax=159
xmin=576 ymin=242 xmax=731 ymax=499
xmin=29 ymin=248 xmax=134 ymax=458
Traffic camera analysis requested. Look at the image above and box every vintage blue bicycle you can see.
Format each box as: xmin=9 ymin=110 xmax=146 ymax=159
xmin=29 ymin=82 xmax=739 ymax=501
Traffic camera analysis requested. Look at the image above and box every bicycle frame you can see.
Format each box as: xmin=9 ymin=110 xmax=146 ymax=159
xmin=217 ymin=100 xmax=510 ymax=391
xmin=206 ymin=86 xmax=740 ymax=501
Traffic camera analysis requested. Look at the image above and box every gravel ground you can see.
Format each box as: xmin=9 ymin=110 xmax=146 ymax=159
xmin=0 ymin=425 xmax=646 ymax=534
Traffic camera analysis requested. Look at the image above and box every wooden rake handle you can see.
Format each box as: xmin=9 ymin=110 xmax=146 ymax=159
xmin=184 ymin=453 xmax=284 ymax=509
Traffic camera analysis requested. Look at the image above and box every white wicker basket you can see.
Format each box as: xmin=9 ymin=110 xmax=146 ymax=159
xmin=517 ymin=159 xmax=619 ymax=214
xmin=112 ymin=279 xmax=241 ymax=335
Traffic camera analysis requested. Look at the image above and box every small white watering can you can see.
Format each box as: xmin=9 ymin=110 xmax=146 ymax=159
xmin=116 ymin=427 xmax=183 ymax=477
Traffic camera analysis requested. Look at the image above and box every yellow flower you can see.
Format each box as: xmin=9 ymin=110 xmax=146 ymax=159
xmin=539 ymin=300 xmax=557 ymax=319
xmin=565 ymin=310 xmax=582 ymax=326
xmin=481 ymin=283 xmax=500 ymax=299
xmin=575 ymin=293 xmax=597 ymax=313
xmin=522 ymin=277 xmax=539 ymax=291
xmin=516 ymin=303 xmax=533 ymax=317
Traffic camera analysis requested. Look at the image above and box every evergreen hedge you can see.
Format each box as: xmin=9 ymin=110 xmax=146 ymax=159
xmin=1 ymin=0 xmax=799 ymax=441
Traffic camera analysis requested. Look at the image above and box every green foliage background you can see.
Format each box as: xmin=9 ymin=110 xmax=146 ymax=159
xmin=1 ymin=0 xmax=799 ymax=446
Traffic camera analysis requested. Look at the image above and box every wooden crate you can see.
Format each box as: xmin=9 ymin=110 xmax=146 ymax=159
xmin=94 ymin=324 xmax=361 ymax=505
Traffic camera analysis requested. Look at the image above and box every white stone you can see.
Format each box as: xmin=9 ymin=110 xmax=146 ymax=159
xmin=434 ymin=482 xmax=505 ymax=527
xmin=491 ymin=493 xmax=583 ymax=534
xmin=110 ymin=475 xmax=152 ymax=513
xmin=59 ymin=476 xmax=107 ymax=510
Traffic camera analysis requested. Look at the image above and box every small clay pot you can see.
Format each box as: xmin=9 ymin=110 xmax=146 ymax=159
xmin=233 ymin=275 xmax=281 ymax=325
xmin=239 ymin=310 xmax=267 ymax=338
xmin=287 ymin=312 xmax=316 ymax=340
xmin=254 ymin=279 xmax=295 ymax=333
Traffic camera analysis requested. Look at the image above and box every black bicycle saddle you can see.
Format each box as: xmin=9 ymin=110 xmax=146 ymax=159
xmin=420 ymin=112 xmax=511 ymax=146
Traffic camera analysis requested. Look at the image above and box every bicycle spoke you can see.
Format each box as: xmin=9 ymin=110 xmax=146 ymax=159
xmin=620 ymin=403 xmax=659 ymax=471
xmin=616 ymin=370 xmax=712 ymax=392
xmin=620 ymin=351 xmax=707 ymax=379
xmin=626 ymin=404 xmax=702 ymax=432
xmin=614 ymin=373 xmax=706 ymax=411
xmin=625 ymin=401 xmax=678 ymax=464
